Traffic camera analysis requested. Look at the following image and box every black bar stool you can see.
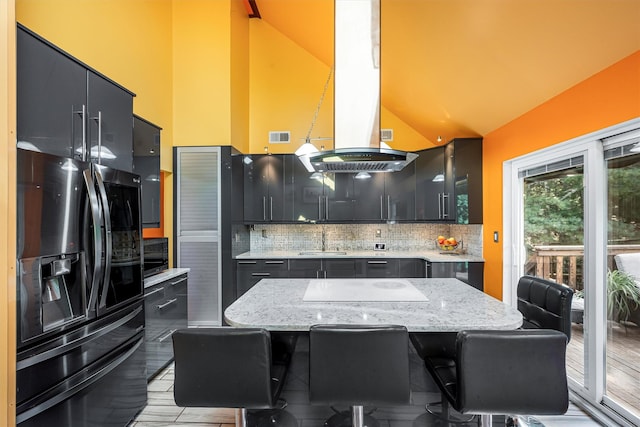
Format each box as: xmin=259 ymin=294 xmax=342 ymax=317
xmin=424 ymin=329 xmax=569 ymax=427
xmin=309 ymin=324 xmax=411 ymax=427
xmin=172 ymin=327 xmax=297 ymax=427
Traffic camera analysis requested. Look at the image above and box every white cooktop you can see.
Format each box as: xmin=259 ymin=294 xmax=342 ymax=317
xmin=303 ymin=278 xmax=428 ymax=302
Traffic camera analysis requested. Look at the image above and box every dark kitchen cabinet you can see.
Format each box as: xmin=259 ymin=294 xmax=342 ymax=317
xmin=356 ymin=258 xmax=426 ymax=278
xmin=323 ymin=258 xmax=356 ymax=278
xmin=144 ymin=273 xmax=188 ymax=380
xmin=236 ymin=259 xmax=288 ymax=297
xmin=289 ymin=259 xmax=323 ymax=278
xmin=133 ymin=116 xmax=161 ymax=228
xmin=17 ymin=25 xmax=135 ymax=172
xmin=244 ymin=155 xmax=286 ymax=222
xmin=352 ymin=173 xmax=386 ymax=221
xmin=450 ymin=138 xmax=483 ymax=224
xmin=287 ymin=258 xmax=356 ymax=278
xmin=384 ymin=163 xmax=416 ymax=221
xmin=324 ymin=173 xmax=356 ymax=221
xmin=415 ymin=144 xmax=454 ymax=221
xmin=289 ymin=157 xmax=325 ymax=222
xmin=429 ymin=261 xmax=484 ymax=291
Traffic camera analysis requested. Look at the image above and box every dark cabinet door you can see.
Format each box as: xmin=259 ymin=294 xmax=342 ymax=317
xmin=289 ymin=259 xmax=322 ymax=278
xmin=323 ymin=259 xmax=356 ymax=278
xmin=415 ymin=145 xmax=454 ymax=221
xmin=289 ymin=157 xmax=324 ymax=222
xmin=244 ymin=155 xmax=286 ymax=222
xmin=17 ymin=27 xmax=87 ymax=159
xmin=450 ymin=138 xmax=483 ymax=224
xmin=325 ymin=173 xmax=355 ymax=221
xmin=385 ymin=163 xmax=416 ymax=221
xmin=87 ymin=72 xmax=134 ymax=172
xmin=133 ymin=116 xmax=161 ymax=227
xmin=352 ymin=173 xmax=386 ymax=221
xmin=399 ymin=258 xmax=426 ymax=278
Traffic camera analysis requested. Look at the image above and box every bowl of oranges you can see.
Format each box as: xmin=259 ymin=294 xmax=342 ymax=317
xmin=437 ymin=235 xmax=459 ymax=251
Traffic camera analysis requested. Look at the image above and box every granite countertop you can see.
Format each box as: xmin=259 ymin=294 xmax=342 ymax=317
xmin=234 ymin=250 xmax=484 ymax=263
xmin=144 ymin=268 xmax=190 ymax=288
xmin=224 ymin=277 xmax=521 ymax=332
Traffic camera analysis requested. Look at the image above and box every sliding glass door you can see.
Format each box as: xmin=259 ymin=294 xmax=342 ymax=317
xmin=604 ymin=135 xmax=640 ymax=420
xmin=504 ymin=121 xmax=640 ymax=426
xmin=521 ymin=158 xmax=586 ymax=387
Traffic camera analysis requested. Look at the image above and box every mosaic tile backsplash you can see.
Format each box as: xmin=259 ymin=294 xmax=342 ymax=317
xmin=249 ymin=223 xmax=483 ymax=257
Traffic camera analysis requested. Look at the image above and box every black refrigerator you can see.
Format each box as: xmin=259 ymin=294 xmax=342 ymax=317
xmin=15 ymin=148 xmax=147 ymax=426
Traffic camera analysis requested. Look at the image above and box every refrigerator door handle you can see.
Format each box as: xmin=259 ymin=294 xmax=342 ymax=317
xmin=83 ymin=169 xmax=102 ymax=315
xmin=94 ymin=169 xmax=113 ymax=310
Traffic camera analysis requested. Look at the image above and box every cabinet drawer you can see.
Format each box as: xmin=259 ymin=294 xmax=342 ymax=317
xmin=144 ymin=273 xmax=189 ymax=380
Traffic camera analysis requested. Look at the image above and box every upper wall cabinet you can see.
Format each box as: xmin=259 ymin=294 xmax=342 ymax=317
xmin=450 ymin=137 xmax=483 ymax=224
xmin=17 ymin=25 xmax=135 ymax=172
xmin=133 ymin=116 xmax=161 ymax=228
xmin=415 ymin=144 xmax=454 ymax=221
xmin=243 ymin=154 xmax=286 ymax=222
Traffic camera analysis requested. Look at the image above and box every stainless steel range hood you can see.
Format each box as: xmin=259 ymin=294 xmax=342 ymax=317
xmin=306 ymin=0 xmax=417 ymax=173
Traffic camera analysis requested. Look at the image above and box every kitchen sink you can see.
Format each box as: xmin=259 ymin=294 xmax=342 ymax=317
xmin=298 ymin=251 xmax=347 ymax=255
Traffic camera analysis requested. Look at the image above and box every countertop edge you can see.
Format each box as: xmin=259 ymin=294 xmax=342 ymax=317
xmin=144 ymin=268 xmax=190 ymax=289
xmin=234 ymin=251 xmax=484 ymax=263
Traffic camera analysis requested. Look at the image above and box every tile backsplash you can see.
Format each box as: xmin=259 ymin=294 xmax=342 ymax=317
xmin=249 ymin=223 xmax=483 ymax=257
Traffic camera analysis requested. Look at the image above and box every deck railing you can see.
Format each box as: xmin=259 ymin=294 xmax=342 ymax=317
xmin=525 ymin=244 xmax=640 ymax=291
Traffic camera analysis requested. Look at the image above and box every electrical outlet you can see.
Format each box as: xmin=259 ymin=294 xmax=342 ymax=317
xmin=375 ymin=229 xmax=381 ymax=238
xmin=374 ymin=243 xmax=386 ymax=251
xmin=262 ymin=229 xmax=267 ymax=238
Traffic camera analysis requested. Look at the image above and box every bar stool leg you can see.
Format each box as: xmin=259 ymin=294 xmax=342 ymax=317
xmin=351 ymin=405 xmax=364 ymax=427
xmin=235 ymin=408 xmax=248 ymax=427
xmin=480 ymin=414 xmax=492 ymax=426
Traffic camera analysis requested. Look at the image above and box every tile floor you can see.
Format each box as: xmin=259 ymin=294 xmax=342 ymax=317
xmin=130 ymin=361 xmax=605 ymax=427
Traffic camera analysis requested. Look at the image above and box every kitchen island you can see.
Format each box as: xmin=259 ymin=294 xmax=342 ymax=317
xmin=224 ymin=277 xmax=521 ymax=331
xmin=224 ymin=277 xmax=522 ymax=426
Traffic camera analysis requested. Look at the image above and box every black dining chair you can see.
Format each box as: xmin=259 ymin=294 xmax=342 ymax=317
xmin=172 ymin=327 xmax=297 ymax=427
xmin=309 ymin=324 xmax=411 ymax=427
xmin=424 ymin=329 xmax=569 ymax=427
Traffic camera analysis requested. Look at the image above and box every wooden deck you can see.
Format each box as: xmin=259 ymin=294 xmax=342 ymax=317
xmin=567 ymin=321 xmax=640 ymax=417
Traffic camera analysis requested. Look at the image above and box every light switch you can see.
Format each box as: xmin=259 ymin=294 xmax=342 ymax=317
xmin=493 ymin=231 xmax=499 ymax=243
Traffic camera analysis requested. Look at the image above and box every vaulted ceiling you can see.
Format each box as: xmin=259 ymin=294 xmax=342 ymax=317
xmin=254 ymin=0 xmax=640 ymax=145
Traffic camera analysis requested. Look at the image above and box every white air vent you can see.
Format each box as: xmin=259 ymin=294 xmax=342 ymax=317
xmin=269 ymin=131 xmax=291 ymax=144
xmin=380 ymin=129 xmax=394 ymax=142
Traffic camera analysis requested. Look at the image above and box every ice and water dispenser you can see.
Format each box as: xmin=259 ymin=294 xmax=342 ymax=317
xmin=18 ymin=252 xmax=87 ymax=346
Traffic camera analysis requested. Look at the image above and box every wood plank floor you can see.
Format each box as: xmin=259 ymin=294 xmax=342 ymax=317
xmin=130 ymin=336 xmax=603 ymax=427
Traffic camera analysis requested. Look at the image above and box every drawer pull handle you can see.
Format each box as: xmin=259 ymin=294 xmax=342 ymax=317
xmin=145 ymin=287 xmax=164 ymax=298
xmin=171 ymin=277 xmax=187 ymax=286
xmin=158 ymin=329 xmax=177 ymax=343
xmin=264 ymin=260 xmax=284 ymax=264
xmin=367 ymin=260 xmax=388 ymax=264
xmin=157 ymin=298 xmax=177 ymax=310
xmin=251 ymin=273 xmax=271 ymax=277
xmin=238 ymin=261 xmax=257 ymax=265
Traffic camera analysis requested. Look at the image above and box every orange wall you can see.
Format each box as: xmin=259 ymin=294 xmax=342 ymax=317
xmin=1 ymin=0 xmax=17 ymax=423
xmin=482 ymin=50 xmax=640 ymax=299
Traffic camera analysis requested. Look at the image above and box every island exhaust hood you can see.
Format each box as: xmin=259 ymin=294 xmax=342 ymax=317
xmin=304 ymin=0 xmax=418 ymax=173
